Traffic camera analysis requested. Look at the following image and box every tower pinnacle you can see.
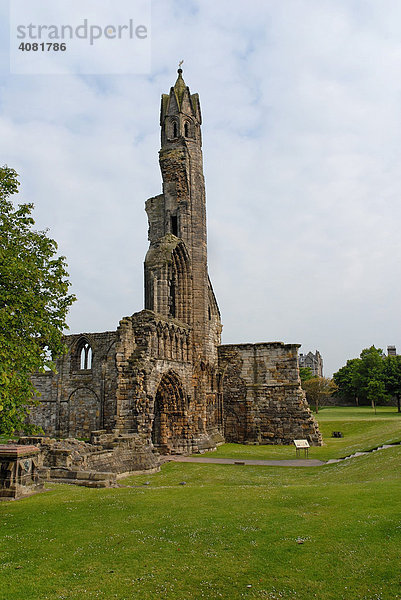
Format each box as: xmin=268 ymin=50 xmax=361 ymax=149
xmin=173 ymin=68 xmax=186 ymax=108
xmin=159 ymin=68 xmax=202 ymax=147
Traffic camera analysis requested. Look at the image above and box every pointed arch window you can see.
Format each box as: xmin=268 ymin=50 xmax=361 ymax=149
xmin=170 ymin=242 xmax=191 ymax=323
xmin=79 ymin=342 xmax=92 ymax=370
xmin=172 ymin=121 xmax=178 ymax=138
xmin=184 ymin=120 xmax=194 ymax=138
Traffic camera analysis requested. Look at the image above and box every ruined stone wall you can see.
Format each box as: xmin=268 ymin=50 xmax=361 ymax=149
xmin=30 ymin=331 xmax=118 ymax=439
xmin=114 ymin=309 xmax=223 ymax=454
xmin=18 ymin=433 xmax=159 ymax=478
xmin=114 ymin=310 xmax=191 ymax=434
xmin=28 ymin=308 xmax=223 ymax=453
xmin=218 ymin=343 xmax=322 ymax=446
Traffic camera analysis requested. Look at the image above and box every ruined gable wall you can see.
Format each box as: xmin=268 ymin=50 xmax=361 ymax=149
xmin=30 ymin=331 xmax=118 ymax=438
xmin=114 ymin=310 xmax=193 ymax=436
xmin=115 ymin=309 xmax=223 ymax=454
xmin=219 ymin=343 xmax=322 ymax=446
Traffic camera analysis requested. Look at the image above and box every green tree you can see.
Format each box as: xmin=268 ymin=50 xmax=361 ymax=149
xmin=0 ymin=166 xmax=75 ymax=434
xmin=334 ymin=346 xmax=391 ymax=411
xmin=352 ymin=346 xmax=388 ymax=410
xmin=383 ymin=354 xmax=401 ymax=413
xmin=299 ymin=366 xmax=314 ymax=384
xmin=366 ymin=379 xmax=388 ymax=415
xmin=302 ymin=377 xmax=338 ymax=413
xmin=333 ymin=358 xmax=361 ymax=404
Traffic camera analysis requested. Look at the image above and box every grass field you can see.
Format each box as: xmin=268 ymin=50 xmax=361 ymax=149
xmin=213 ymin=406 xmax=401 ymax=462
xmin=0 ymin=407 xmax=400 ymax=600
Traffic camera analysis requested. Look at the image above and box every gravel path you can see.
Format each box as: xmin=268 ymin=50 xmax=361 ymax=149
xmin=165 ymin=456 xmax=325 ymax=467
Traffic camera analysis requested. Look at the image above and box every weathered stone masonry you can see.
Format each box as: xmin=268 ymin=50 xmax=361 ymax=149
xmin=31 ymin=331 xmax=117 ymax=439
xmin=219 ymin=343 xmax=321 ymax=445
xmin=28 ymin=69 xmax=322 ymax=455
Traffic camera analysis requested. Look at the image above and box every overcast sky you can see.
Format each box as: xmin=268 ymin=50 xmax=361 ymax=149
xmin=2 ymin=0 xmax=401 ymax=376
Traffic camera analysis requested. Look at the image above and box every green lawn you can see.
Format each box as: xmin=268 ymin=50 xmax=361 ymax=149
xmin=212 ymin=406 xmax=401 ymax=461
xmin=0 ymin=407 xmax=400 ymax=600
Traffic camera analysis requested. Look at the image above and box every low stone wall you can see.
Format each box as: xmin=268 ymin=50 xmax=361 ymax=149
xmin=17 ymin=432 xmax=160 ymax=488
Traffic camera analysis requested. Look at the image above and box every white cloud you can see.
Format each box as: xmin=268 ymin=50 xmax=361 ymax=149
xmin=2 ymin=0 xmax=401 ymax=374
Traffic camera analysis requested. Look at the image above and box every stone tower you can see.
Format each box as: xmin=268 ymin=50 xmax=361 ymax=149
xmin=107 ymin=68 xmax=222 ymax=454
xmin=141 ymin=68 xmax=222 ymax=452
xmin=145 ymin=68 xmax=216 ymax=362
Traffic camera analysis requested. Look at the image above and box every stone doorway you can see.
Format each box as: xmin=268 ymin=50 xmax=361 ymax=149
xmin=152 ymin=371 xmax=187 ymax=454
xmin=62 ymin=388 xmax=101 ymax=439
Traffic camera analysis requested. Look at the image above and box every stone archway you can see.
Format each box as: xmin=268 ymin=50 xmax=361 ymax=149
xmin=66 ymin=388 xmax=100 ymax=439
xmin=152 ymin=371 xmax=187 ymax=454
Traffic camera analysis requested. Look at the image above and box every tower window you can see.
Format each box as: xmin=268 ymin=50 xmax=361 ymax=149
xmin=169 ymin=280 xmax=176 ymax=318
xmin=184 ymin=122 xmax=189 ymax=137
xmin=80 ymin=343 xmax=92 ymax=370
xmin=171 ymin=215 xmax=178 ymax=236
xmin=172 ymin=121 xmax=178 ymax=138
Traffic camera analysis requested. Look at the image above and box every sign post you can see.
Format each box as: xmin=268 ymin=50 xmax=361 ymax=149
xmin=293 ymin=439 xmax=310 ymax=459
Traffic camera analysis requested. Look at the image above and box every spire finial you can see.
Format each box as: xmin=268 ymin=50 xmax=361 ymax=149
xmin=173 ymin=63 xmax=186 ymax=107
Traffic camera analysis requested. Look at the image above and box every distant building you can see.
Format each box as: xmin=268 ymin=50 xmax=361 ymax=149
xmin=299 ymin=350 xmax=323 ymax=377
xmin=387 ymin=346 xmax=397 ymax=356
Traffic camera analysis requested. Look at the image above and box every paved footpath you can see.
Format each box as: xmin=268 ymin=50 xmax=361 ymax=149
xmin=166 ymin=456 xmax=325 ymax=467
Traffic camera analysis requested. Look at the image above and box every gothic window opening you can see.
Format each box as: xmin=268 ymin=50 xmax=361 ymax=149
xmin=80 ymin=342 xmax=92 ymax=370
xmin=208 ymin=306 xmax=211 ymax=321
xmin=184 ymin=121 xmax=189 ymax=137
xmin=172 ymin=121 xmax=178 ymax=138
xmin=171 ymin=242 xmax=191 ymax=324
xmin=171 ymin=215 xmax=178 ymax=236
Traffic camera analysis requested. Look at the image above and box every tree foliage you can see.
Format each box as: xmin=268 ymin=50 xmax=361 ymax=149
xmin=383 ymin=355 xmax=401 ymax=413
xmin=333 ymin=346 xmax=399 ymax=411
xmin=299 ymin=366 xmax=314 ymax=384
xmin=0 ymin=166 xmax=75 ymax=434
xmin=333 ymin=358 xmax=361 ymax=404
xmin=301 ymin=376 xmax=337 ymax=413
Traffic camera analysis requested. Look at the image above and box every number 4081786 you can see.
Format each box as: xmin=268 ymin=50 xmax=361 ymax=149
xmin=18 ymin=42 xmax=67 ymax=51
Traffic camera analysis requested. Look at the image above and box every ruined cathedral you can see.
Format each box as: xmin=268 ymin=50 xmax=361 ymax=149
xmin=30 ymin=69 xmax=322 ymax=453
